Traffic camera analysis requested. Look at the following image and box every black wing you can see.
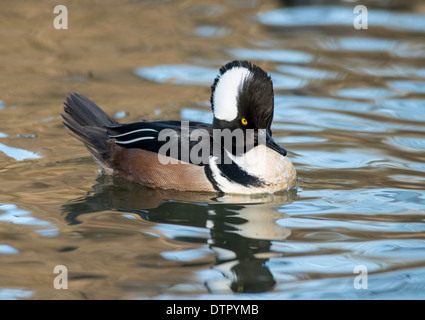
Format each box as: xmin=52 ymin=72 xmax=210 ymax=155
xmin=107 ymin=121 xmax=213 ymax=165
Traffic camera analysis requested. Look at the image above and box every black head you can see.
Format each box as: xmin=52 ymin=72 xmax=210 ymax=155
xmin=210 ymin=60 xmax=274 ymax=131
xmin=210 ymin=61 xmax=286 ymax=157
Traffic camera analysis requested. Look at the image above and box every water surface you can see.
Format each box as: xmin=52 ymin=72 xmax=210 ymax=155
xmin=0 ymin=0 xmax=425 ymax=299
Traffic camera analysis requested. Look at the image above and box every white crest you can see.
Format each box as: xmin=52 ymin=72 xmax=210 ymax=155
xmin=212 ymin=67 xmax=252 ymax=122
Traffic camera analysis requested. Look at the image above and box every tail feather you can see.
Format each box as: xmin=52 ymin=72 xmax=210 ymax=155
xmin=61 ymin=93 xmax=118 ymax=173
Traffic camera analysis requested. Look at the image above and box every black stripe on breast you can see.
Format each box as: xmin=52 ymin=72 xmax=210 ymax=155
xmin=204 ymin=165 xmax=223 ymax=193
xmin=212 ymin=147 xmax=264 ymax=188
xmin=216 ymin=161 xmax=264 ymax=188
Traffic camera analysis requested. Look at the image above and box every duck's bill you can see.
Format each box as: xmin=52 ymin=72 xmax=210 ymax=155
xmin=265 ymin=130 xmax=287 ymax=157
xmin=250 ymin=129 xmax=288 ymax=156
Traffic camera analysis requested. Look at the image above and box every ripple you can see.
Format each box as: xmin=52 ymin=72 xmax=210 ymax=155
xmin=0 ymin=204 xmax=49 ymax=226
xmin=274 ymin=101 xmax=388 ymax=133
xmin=278 ymin=216 xmax=425 ymax=233
xmin=180 ymin=108 xmax=213 ymax=123
xmin=275 ymin=136 xmax=328 ymax=144
xmin=258 ymin=5 xmax=425 ymax=33
xmin=272 ymin=123 xmax=323 ymax=132
xmin=161 ymin=248 xmax=212 ymax=262
xmin=376 ymin=99 xmax=425 ymax=122
xmin=319 ymin=37 xmax=397 ymax=52
xmin=228 ymin=48 xmax=314 ymax=64
xmin=0 ymin=245 xmax=19 ymax=254
xmin=269 ymin=72 xmax=307 ymax=90
xmin=268 ymin=253 xmax=381 ymax=275
xmin=387 ymin=80 xmax=425 ymax=94
xmin=114 ymin=111 xmax=127 ymax=119
xmin=194 ymin=25 xmax=231 ymax=37
xmin=294 ymin=149 xmax=383 ymax=169
xmin=333 ymin=87 xmax=399 ymax=100
xmin=277 ymin=64 xmax=339 ymax=80
xmin=0 ymin=288 xmax=34 ymax=300
xmin=386 ymin=136 xmax=425 ymax=152
xmin=134 ymin=65 xmax=216 ymax=85
xmin=153 ymin=223 xmax=210 ymax=241
xmin=134 ymin=63 xmax=307 ymax=90
xmin=345 ymin=64 xmax=425 ymax=78
xmin=389 ymin=174 xmax=425 ymax=184
xmin=275 ymin=95 xmax=371 ymax=113
xmin=318 ymin=37 xmax=425 ymax=58
xmin=0 ymin=142 xmax=42 ymax=161
xmin=274 ymin=94 xmax=425 ymax=132
xmin=270 ymin=239 xmax=425 ymax=260
xmin=285 ymin=189 xmax=425 ymax=216
xmin=0 ymin=203 xmax=57 ymax=237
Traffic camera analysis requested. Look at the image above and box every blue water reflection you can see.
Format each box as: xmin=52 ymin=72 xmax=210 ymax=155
xmin=3 ymin=0 xmax=424 ymax=299
xmin=135 ymin=63 xmax=307 ymax=89
xmin=0 ymin=288 xmax=34 ymax=300
xmin=228 ymin=48 xmax=314 ymax=64
xmin=285 ymin=188 xmax=425 ymax=215
xmin=134 ymin=65 xmax=216 ymax=85
xmin=180 ymin=108 xmax=213 ymax=123
xmin=377 ymin=99 xmax=425 ymax=122
xmin=0 ymin=132 xmax=42 ymax=161
xmin=386 ymin=137 xmax=425 ymax=152
xmin=387 ymin=80 xmax=425 ymax=94
xmin=277 ymin=64 xmax=339 ymax=80
xmin=0 ymin=143 xmax=41 ymax=161
xmin=258 ymin=5 xmax=425 ymax=33
xmin=194 ymin=25 xmax=231 ymax=37
xmin=0 ymin=204 xmax=57 ymax=237
xmin=333 ymin=87 xmax=399 ymax=100
xmin=124 ymin=5 xmax=425 ymax=296
xmin=0 ymin=204 xmax=49 ymax=226
xmin=0 ymin=245 xmax=19 ymax=254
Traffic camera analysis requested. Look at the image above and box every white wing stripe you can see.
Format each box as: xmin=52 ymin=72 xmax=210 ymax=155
xmin=115 ymin=136 xmax=155 ymax=144
xmin=109 ymin=128 xmax=157 ymax=138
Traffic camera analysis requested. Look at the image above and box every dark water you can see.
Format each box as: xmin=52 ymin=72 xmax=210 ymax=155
xmin=0 ymin=1 xmax=425 ymax=299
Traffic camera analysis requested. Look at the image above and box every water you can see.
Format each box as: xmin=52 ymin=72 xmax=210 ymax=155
xmin=0 ymin=0 xmax=425 ymax=299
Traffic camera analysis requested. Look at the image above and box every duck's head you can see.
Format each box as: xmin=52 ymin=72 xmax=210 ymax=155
xmin=210 ymin=60 xmax=287 ymax=157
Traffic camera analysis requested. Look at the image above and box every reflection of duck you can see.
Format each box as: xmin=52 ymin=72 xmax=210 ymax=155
xmin=62 ymin=175 xmax=296 ymax=293
xmin=206 ymin=203 xmax=292 ymax=293
xmin=61 ymin=60 xmax=297 ymax=194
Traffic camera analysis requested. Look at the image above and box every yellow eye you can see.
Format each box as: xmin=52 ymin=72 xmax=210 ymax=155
xmin=241 ymin=117 xmax=248 ymax=125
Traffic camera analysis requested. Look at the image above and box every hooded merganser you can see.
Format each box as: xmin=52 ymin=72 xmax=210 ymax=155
xmin=61 ymin=60 xmax=297 ymax=194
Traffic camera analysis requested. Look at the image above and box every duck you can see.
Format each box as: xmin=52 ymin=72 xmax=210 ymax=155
xmin=61 ymin=60 xmax=297 ymax=194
